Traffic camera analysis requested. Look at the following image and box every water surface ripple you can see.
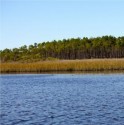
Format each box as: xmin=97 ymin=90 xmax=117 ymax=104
xmin=1 ymin=74 xmax=124 ymax=125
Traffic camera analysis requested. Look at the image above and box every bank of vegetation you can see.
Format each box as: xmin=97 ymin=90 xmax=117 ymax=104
xmin=1 ymin=59 xmax=124 ymax=73
xmin=0 ymin=36 xmax=124 ymax=73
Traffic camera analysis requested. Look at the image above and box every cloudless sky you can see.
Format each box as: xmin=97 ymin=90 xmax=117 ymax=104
xmin=0 ymin=0 xmax=124 ymax=50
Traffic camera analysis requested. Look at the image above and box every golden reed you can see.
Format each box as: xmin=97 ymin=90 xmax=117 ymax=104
xmin=0 ymin=59 xmax=124 ymax=73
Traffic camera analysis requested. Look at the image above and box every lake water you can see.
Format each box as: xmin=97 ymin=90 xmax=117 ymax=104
xmin=0 ymin=74 xmax=124 ymax=125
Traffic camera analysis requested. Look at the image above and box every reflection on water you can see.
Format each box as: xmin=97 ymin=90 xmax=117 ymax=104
xmin=1 ymin=70 xmax=124 ymax=75
xmin=1 ymin=74 xmax=124 ymax=125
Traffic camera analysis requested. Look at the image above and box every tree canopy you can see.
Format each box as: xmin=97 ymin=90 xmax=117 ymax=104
xmin=0 ymin=36 xmax=124 ymax=62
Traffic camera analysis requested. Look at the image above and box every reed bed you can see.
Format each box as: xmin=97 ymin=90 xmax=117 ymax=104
xmin=0 ymin=59 xmax=124 ymax=73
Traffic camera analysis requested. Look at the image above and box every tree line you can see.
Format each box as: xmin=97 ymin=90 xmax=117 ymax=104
xmin=0 ymin=36 xmax=124 ymax=62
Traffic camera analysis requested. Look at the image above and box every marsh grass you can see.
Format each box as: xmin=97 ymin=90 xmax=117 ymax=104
xmin=0 ymin=59 xmax=124 ymax=73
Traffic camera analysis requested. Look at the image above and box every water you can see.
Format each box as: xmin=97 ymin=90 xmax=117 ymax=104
xmin=0 ymin=74 xmax=124 ymax=125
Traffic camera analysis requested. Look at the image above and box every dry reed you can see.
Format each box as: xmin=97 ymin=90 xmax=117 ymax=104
xmin=0 ymin=59 xmax=124 ymax=73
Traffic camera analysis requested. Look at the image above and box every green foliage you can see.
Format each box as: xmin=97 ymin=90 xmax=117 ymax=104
xmin=0 ymin=36 xmax=124 ymax=62
xmin=46 ymin=57 xmax=58 ymax=61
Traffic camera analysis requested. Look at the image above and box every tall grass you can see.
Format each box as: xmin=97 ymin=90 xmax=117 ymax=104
xmin=0 ymin=59 xmax=124 ymax=73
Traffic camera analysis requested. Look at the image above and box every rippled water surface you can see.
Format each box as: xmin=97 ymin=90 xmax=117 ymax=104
xmin=1 ymin=74 xmax=124 ymax=125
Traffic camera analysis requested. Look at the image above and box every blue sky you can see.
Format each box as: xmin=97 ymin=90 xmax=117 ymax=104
xmin=0 ymin=0 xmax=124 ymax=50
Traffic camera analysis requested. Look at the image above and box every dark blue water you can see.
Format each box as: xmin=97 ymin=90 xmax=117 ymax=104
xmin=0 ymin=74 xmax=124 ymax=125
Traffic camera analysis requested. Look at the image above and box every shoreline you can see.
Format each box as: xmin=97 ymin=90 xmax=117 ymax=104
xmin=1 ymin=70 xmax=124 ymax=75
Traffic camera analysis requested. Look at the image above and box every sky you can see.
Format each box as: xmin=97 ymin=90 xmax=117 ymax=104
xmin=0 ymin=0 xmax=124 ymax=50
